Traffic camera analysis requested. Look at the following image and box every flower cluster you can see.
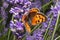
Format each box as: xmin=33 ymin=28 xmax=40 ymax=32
xmin=10 ymin=20 xmax=25 ymax=38
xmin=8 ymin=0 xmax=31 ymax=39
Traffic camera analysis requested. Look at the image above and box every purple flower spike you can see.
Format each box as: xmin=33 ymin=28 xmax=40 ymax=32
xmin=9 ymin=7 xmax=23 ymax=14
xmin=1 ymin=7 xmax=7 ymax=25
xmin=10 ymin=20 xmax=24 ymax=31
xmin=16 ymin=21 xmax=24 ymax=30
xmin=26 ymin=36 xmax=35 ymax=40
xmin=8 ymin=0 xmax=31 ymax=39
xmin=31 ymin=0 xmax=42 ymax=9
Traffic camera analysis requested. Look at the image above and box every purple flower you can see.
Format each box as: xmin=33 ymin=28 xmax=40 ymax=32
xmin=42 ymin=0 xmax=50 ymax=4
xmin=10 ymin=20 xmax=25 ymax=38
xmin=30 ymin=0 xmax=42 ymax=9
xmin=32 ymin=29 xmax=44 ymax=40
xmin=26 ymin=28 xmax=44 ymax=40
xmin=0 ymin=7 xmax=7 ymax=25
xmin=10 ymin=20 xmax=24 ymax=31
xmin=45 ymin=2 xmax=60 ymax=36
xmin=6 ymin=0 xmax=30 ymax=5
xmin=3 ymin=2 xmax=9 ymax=9
xmin=9 ymin=0 xmax=31 ymax=39
xmin=15 ymin=21 xmax=24 ymax=30
xmin=9 ymin=7 xmax=23 ymax=14
xmin=42 ymin=22 xmax=48 ymax=28
xmin=6 ymin=0 xmax=19 ymax=4
xmin=26 ymin=36 xmax=35 ymax=40
xmin=9 ymin=0 xmax=31 ymax=16
xmin=1 ymin=7 xmax=7 ymax=19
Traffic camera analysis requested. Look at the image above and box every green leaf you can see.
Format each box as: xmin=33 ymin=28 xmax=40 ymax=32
xmin=55 ymin=36 xmax=60 ymax=40
xmin=42 ymin=1 xmax=53 ymax=13
xmin=7 ymin=29 xmax=11 ymax=40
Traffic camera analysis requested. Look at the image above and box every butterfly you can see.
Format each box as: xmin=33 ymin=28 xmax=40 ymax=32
xmin=22 ymin=8 xmax=47 ymax=33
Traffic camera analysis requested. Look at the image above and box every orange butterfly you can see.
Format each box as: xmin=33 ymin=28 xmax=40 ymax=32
xmin=22 ymin=8 xmax=47 ymax=33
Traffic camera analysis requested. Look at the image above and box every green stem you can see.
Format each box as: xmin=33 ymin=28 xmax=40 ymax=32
xmin=12 ymin=15 xmax=14 ymax=20
xmin=13 ymin=35 xmax=16 ymax=40
xmin=0 ymin=19 xmax=4 ymax=23
xmin=22 ymin=34 xmax=26 ymax=40
xmin=30 ymin=24 xmax=42 ymax=34
xmin=7 ymin=29 xmax=11 ymax=40
xmin=22 ymin=37 xmax=26 ymax=40
xmin=44 ymin=15 xmax=53 ymax=40
xmin=51 ymin=13 xmax=60 ymax=40
xmin=55 ymin=36 xmax=60 ymax=40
